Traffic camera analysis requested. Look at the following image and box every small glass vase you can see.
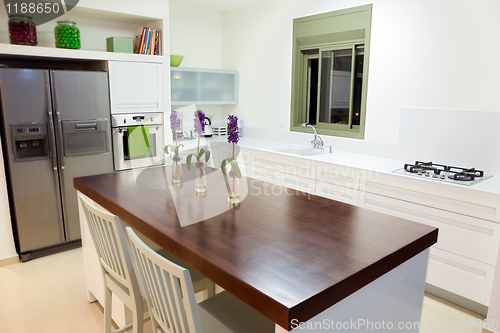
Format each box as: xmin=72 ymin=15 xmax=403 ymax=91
xmin=194 ymin=161 xmax=207 ymax=193
xmin=171 ymin=153 xmax=183 ymax=184
xmin=227 ymin=170 xmax=240 ymax=204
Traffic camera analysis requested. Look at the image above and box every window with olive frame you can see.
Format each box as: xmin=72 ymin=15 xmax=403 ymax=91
xmin=290 ymin=5 xmax=372 ymax=139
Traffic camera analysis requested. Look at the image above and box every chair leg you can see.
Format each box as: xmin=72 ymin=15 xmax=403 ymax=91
xmin=132 ymin=300 xmax=144 ymax=333
xmin=104 ymin=286 xmax=112 ymax=333
xmin=206 ymin=281 xmax=216 ymax=298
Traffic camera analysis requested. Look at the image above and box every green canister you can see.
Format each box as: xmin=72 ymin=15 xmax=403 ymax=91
xmin=54 ymin=21 xmax=80 ymax=49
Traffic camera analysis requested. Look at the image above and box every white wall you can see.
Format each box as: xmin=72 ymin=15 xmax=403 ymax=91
xmin=0 ymin=137 xmax=17 ymax=261
xmin=220 ymin=0 xmax=500 ymax=144
xmin=169 ymin=3 xmax=225 ymax=127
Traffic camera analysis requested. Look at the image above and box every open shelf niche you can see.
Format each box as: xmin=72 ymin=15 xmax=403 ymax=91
xmin=0 ymin=2 xmax=165 ymax=62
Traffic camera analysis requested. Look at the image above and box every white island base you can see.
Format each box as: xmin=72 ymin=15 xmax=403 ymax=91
xmin=276 ymin=249 xmax=429 ymax=332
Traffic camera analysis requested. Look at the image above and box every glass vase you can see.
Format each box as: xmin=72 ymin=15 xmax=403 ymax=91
xmin=171 ymin=153 xmax=182 ymax=184
xmin=194 ymin=161 xmax=207 ymax=193
xmin=227 ymin=172 xmax=240 ymax=204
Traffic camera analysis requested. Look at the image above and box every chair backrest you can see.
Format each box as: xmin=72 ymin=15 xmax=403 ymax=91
xmin=126 ymin=226 xmax=203 ymax=333
xmin=79 ymin=194 xmax=137 ymax=291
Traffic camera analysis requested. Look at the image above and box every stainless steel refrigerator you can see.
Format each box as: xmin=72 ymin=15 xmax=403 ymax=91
xmin=0 ymin=68 xmax=114 ymax=261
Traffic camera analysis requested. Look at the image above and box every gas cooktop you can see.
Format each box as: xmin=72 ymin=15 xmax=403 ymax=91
xmin=392 ymin=161 xmax=493 ymax=186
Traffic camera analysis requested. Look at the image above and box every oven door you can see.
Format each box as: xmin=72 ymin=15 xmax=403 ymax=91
xmin=112 ymin=124 xmax=164 ymax=171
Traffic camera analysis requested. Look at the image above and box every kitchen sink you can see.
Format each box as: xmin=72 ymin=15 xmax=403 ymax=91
xmin=273 ymin=146 xmax=331 ymax=156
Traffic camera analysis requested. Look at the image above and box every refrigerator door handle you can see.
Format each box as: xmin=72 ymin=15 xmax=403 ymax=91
xmin=44 ymin=74 xmax=58 ymax=171
xmin=50 ymin=72 xmax=70 ymax=240
xmin=55 ymin=111 xmax=65 ymax=170
xmin=44 ymin=71 xmax=66 ymax=240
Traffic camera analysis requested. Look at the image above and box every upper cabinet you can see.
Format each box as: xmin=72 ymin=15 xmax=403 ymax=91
xmin=109 ymin=61 xmax=164 ymax=114
xmin=171 ymin=67 xmax=238 ymax=105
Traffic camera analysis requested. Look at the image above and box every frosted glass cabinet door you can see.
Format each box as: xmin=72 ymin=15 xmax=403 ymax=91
xmin=171 ymin=70 xmax=198 ymax=102
xmin=109 ymin=61 xmax=164 ymax=114
xmin=171 ymin=67 xmax=238 ymax=105
xmin=199 ymin=72 xmax=236 ymax=102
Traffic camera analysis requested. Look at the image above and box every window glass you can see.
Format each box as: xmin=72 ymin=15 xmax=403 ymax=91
xmin=290 ymin=5 xmax=372 ymax=139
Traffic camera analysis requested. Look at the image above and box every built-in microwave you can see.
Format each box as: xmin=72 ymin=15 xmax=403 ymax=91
xmin=111 ymin=113 xmax=164 ymax=171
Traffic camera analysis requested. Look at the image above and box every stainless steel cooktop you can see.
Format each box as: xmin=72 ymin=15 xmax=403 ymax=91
xmin=393 ymin=161 xmax=493 ymax=186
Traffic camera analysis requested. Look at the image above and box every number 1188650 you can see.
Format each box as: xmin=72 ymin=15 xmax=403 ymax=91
xmin=6 ymin=2 xmax=60 ymax=14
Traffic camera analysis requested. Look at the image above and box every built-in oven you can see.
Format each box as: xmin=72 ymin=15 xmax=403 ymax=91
xmin=111 ymin=112 xmax=164 ymax=171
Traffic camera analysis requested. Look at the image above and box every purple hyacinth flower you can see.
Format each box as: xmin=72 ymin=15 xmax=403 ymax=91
xmin=227 ymin=115 xmax=239 ymax=144
xmin=194 ymin=110 xmax=205 ymax=134
xmin=170 ymin=110 xmax=180 ymax=131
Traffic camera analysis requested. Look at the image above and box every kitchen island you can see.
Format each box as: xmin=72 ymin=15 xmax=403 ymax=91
xmin=74 ymin=165 xmax=438 ymax=332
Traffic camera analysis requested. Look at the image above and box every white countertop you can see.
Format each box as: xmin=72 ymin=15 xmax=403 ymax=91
xmin=175 ymin=135 xmax=500 ymax=197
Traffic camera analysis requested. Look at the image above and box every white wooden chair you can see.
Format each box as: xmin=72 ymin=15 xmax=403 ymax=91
xmin=126 ymin=226 xmax=275 ymax=333
xmin=79 ymin=194 xmax=215 ymax=333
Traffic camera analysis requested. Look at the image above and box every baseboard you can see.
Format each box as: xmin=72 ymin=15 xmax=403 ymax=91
xmin=426 ymin=283 xmax=488 ymax=316
xmin=0 ymin=255 xmax=19 ymax=267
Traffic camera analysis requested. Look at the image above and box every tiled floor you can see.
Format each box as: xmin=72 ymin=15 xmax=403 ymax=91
xmin=0 ymin=248 xmax=486 ymax=333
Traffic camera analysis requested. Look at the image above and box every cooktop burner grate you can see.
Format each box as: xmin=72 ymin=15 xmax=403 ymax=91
xmin=394 ymin=161 xmax=492 ymax=186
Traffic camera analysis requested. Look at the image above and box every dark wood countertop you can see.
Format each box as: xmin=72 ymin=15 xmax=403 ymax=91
xmin=74 ymin=165 xmax=438 ymax=330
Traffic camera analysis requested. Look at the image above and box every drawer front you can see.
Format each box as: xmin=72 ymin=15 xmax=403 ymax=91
xmin=363 ymin=178 xmax=498 ymax=222
xmin=359 ymin=192 xmax=500 ymax=266
xmin=427 ymin=248 xmax=495 ymax=305
xmin=316 ymin=181 xmax=359 ymax=205
xmin=250 ymin=151 xmax=315 ymax=179
xmin=282 ymin=174 xmax=316 ymax=194
xmin=250 ymin=165 xmax=282 ymax=186
xmin=316 ymin=164 xmax=359 ymax=189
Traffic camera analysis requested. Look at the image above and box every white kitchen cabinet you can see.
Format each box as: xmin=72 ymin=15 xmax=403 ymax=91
xmin=314 ymin=162 xmax=364 ymax=205
xmin=171 ymin=67 xmax=237 ymax=105
xmin=360 ymin=192 xmax=500 ymax=266
xmin=315 ymin=181 xmax=359 ymax=205
xmin=109 ymin=61 xmax=164 ymax=114
xmin=234 ymin=149 xmax=316 ymax=194
xmin=358 ymin=173 xmax=500 ymax=306
xmin=427 ymin=248 xmax=495 ymax=305
xmin=361 ymin=175 xmax=498 ymax=222
xmin=250 ymin=150 xmax=316 ymax=179
xmin=250 ymin=165 xmax=282 ymax=186
xmin=281 ymin=173 xmax=316 ymax=194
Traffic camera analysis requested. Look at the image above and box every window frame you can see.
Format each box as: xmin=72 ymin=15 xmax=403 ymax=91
xmin=290 ymin=5 xmax=372 ymax=139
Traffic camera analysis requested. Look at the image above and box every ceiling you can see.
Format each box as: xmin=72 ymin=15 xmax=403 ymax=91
xmin=169 ymin=0 xmax=268 ymax=12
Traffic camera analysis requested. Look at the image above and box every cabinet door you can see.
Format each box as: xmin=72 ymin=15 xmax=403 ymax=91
xmin=250 ymin=151 xmax=316 ymax=179
xmin=359 ymin=192 xmax=500 ymax=266
xmin=282 ymin=174 xmax=316 ymax=194
xmin=250 ymin=165 xmax=282 ymax=186
xmin=316 ymin=181 xmax=359 ymax=205
xmin=427 ymin=248 xmax=495 ymax=306
xmin=171 ymin=68 xmax=237 ymax=105
xmin=199 ymin=71 xmax=237 ymax=104
xmin=109 ymin=61 xmax=164 ymax=114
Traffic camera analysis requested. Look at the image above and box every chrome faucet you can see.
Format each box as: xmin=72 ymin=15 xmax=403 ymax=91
xmin=302 ymin=123 xmax=324 ymax=149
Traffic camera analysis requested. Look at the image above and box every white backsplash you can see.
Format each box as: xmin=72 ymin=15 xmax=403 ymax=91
xmin=244 ymin=108 xmax=500 ymax=174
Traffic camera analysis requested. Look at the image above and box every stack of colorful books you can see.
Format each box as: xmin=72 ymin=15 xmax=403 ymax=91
xmin=134 ymin=27 xmax=161 ymax=55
